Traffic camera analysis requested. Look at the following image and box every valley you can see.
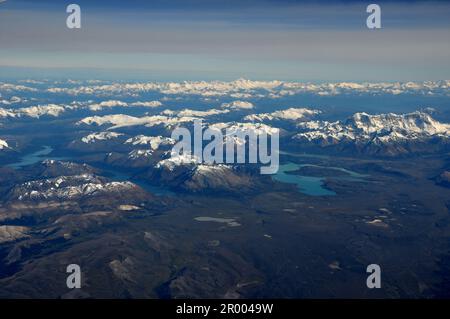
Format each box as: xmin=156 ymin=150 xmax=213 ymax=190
xmin=0 ymin=78 xmax=449 ymax=298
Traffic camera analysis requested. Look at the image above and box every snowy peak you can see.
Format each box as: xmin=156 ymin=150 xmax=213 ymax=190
xmin=347 ymin=111 xmax=450 ymax=136
xmin=168 ymin=108 xmax=230 ymax=117
xmin=77 ymin=114 xmax=197 ymax=129
xmin=244 ymin=108 xmax=319 ymax=122
xmin=128 ymin=149 xmax=153 ymax=159
xmin=125 ymin=135 xmax=175 ymax=150
xmin=10 ymin=174 xmax=138 ymax=201
xmin=88 ymin=100 xmax=128 ymax=111
xmin=221 ymin=101 xmax=254 ymax=110
xmin=0 ymin=104 xmax=66 ymax=119
xmin=294 ymin=111 xmax=450 ymax=155
xmin=34 ymin=160 xmax=96 ymax=178
xmin=39 ymin=80 xmax=450 ymax=99
xmin=77 ymin=114 xmax=139 ymax=127
xmin=155 ymin=153 xmax=202 ymax=171
xmin=81 ymin=131 xmax=124 ymax=144
xmin=0 ymin=139 xmax=8 ymax=150
xmin=209 ymin=122 xmax=280 ymax=136
xmin=18 ymin=104 xmax=66 ymax=118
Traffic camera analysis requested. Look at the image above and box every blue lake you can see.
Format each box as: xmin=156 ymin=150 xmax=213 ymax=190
xmin=272 ymin=162 xmax=367 ymax=196
xmin=6 ymin=146 xmax=67 ymax=169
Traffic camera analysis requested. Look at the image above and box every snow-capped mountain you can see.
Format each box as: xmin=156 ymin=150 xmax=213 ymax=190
xmin=244 ymin=107 xmax=319 ymax=122
xmin=0 ymin=139 xmax=8 ymax=150
xmin=150 ymin=156 xmax=254 ymax=193
xmin=0 ymin=108 xmax=16 ymax=118
xmin=130 ymin=101 xmax=162 ymax=108
xmin=0 ymin=95 xmax=24 ymax=106
xmin=209 ymin=122 xmax=280 ymax=136
xmin=207 ymin=122 xmax=281 ymax=148
xmin=183 ymin=164 xmax=253 ymax=192
xmin=163 ymin=108 xmax=230 ymax=117
xmin=17 ymin=104 xmax=66 ymax=118
xmin=294 ymin=111 xmax=450 ymax=156
xmin=155 ymin=153 xmax=202 ymax=171
xmin=221 ymin=100 xmax=254 ymax=110
xmin=38 ymin=79 xmax=450 ymax=99
xmin=30 ymin=160 xmax=97 ymax=178
xmin=125 ymin=135 xmax=175 ymax=150
xmin=9 ymin=173 xmax=138 ymax=201
xmin=77 ymin=114 xmax=197 ymax=129
xmin=86 ymin=100 xmax=162 ymax=111
xmin=128 ymin=149 xmax=153 ymax=160
xmin=0 ymin=104 xmax=66 ymax=119
xmin=81 ymin=131 xmax=124 ymax=144
xmin=88 ymin=100 xmax=128 ymax=111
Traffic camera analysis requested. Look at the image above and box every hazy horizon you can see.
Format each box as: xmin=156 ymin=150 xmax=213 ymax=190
xmin=1 ymin=0 xmax=449 ymax=81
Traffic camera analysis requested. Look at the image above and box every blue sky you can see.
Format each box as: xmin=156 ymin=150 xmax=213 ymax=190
xmin=0 ymin=0 xmax=449 ymax=81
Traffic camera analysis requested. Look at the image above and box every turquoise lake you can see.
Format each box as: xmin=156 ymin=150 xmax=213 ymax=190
xmin=272 ymin=162 xmax=367 ymax=196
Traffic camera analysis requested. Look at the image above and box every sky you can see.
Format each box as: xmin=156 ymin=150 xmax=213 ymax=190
xmin=0 ymin=0 xmax=449 ymax=81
